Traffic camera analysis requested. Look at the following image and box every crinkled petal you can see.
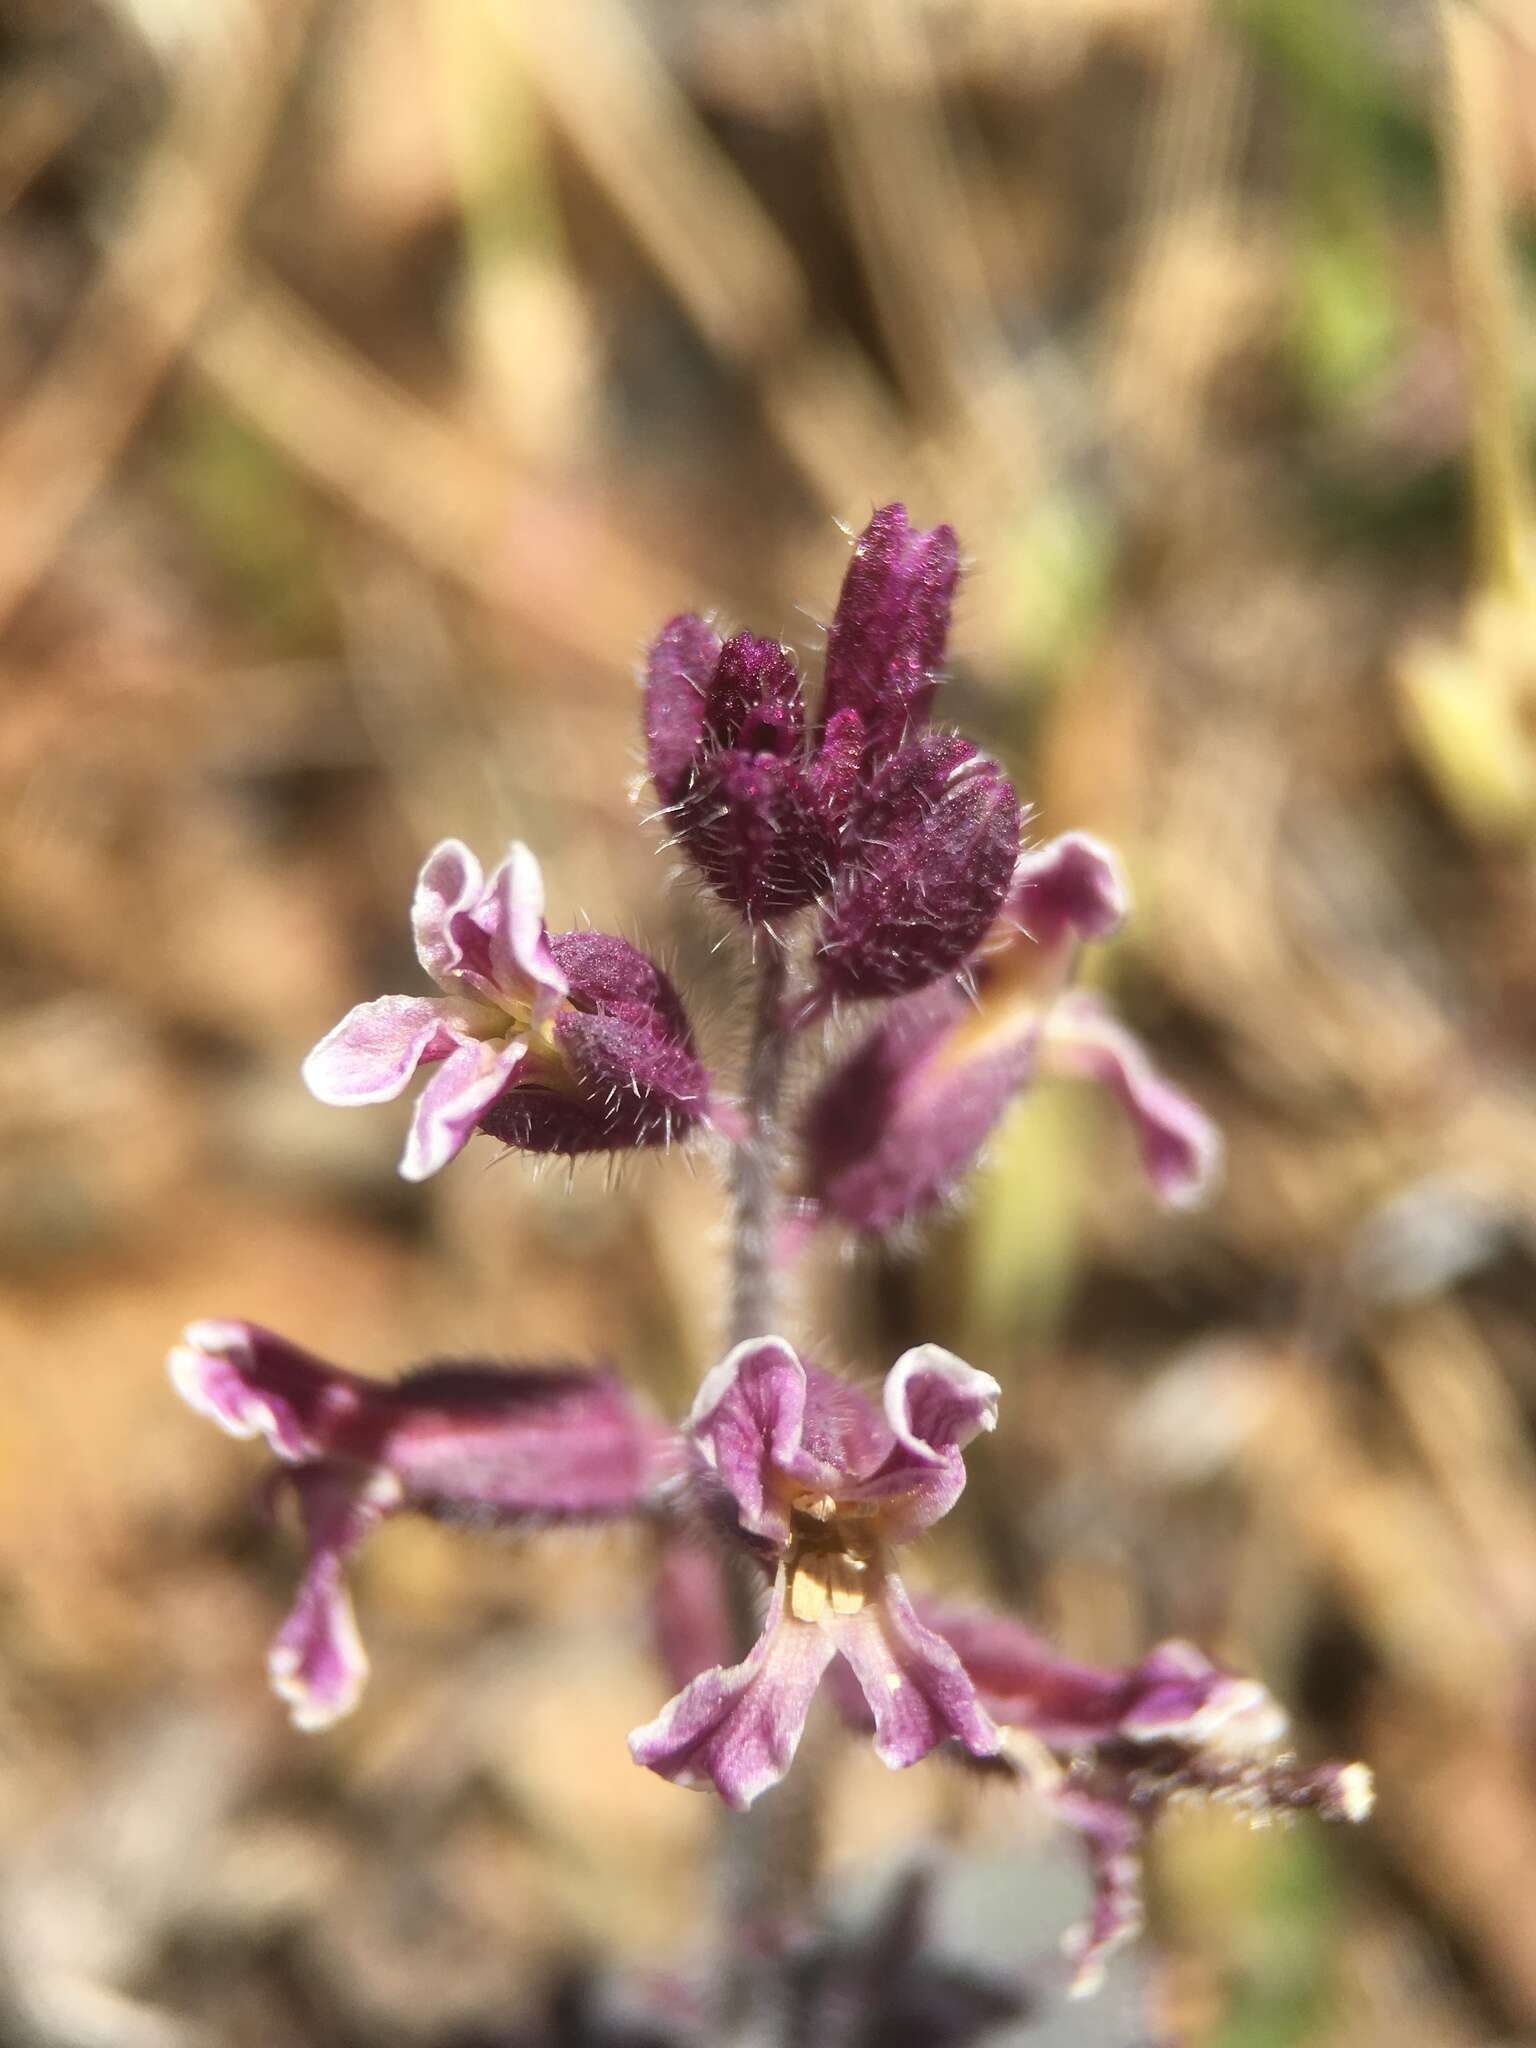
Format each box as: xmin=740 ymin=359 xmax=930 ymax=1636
xmin=628 ymin=1572 xmax=836 ymax=1809
xmin=301 ymin=993 xmax=471 ymax=1106
xmin=884 ymin=1345 xmax=1000 ymax=1458
xmin=685 ymin=1337 xmax=829 ymax=1545
xmin=831 ymin=1347 xmax=997 ymax=1542
xmin=268 ymin=1466 xmax=398 ymax=1731
xmin=1040 ymin=993 xmax=1221 ymax=1207
xmin=168 ymin=1319 xmax=381 ymax=1464
xmin=411 ymin=838 xmax=493 ymax=994
xmin=486 ymin=840 xmax=568 ymax=1022
xmin=832 ymin=1573 xmax=1000 ymax=1769
xmin=1006 ymin=833 xmax=1128 ymax=951
xmin=399 ymin=1035 xmax=528 ymax=1181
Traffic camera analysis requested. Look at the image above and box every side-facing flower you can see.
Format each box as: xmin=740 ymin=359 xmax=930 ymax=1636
xmin=170 ymin=1320 xmax=667 ymax=1728
xmin=922 ymin=1606 xmax=1374 ymax=1995
xmin=799 ymin=832 xmax=1221 ymax=1234
xmin=303 ymin=839 xmax=712 ymax=1178
xmin=628 ymin=1338 xmax=1004 ymax=1809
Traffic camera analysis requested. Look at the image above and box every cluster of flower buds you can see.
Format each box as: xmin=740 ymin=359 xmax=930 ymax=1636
xmin=172 ymin=507 xmax=1368 ymax=2010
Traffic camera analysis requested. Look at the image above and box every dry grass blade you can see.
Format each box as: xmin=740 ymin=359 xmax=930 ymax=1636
xmin=0 ymin=0 xmax=315 ymax=641
xmin=188 ymin=262 xmax=689 ymax=679
xmin=500 ymin=0 xmax=912 ymax=512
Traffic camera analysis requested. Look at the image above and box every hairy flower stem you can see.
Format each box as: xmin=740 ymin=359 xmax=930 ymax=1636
xmin=718 ymin=937 xmax=818 ymax=2040
xmin=728 ymin=939 xmax=791 ymax=1345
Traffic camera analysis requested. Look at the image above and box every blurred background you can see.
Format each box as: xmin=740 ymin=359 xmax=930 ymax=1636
xmin=4 ymin=0 xmax=1536 ymax=2042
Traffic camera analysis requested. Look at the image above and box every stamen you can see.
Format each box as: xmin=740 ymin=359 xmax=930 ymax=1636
xmin=827 ymin=1552 xmax=868 ymax=1615
xmin=790 ymin=1555 xmax=831 ymax=1622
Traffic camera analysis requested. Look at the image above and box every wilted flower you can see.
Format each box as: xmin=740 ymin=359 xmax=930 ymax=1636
xmin=800 ymin=831 xmax=1220 ymax=1233
xmin=921 ymin=1606 xmax=1373 ymax=1994
xmin=628 ymin=1337 xmax=1004 ymax=1809
xmin=303 ymin=839 xmax=712 ymax=1177
xmin=170 ymin=1320 xmax=665 ymax=1728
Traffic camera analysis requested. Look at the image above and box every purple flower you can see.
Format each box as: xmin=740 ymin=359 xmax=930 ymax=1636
xmin=922 ymin=1605 xmax=1373 ymax=1995
xmin=799 ymin=832 xmax=1221 ymax=1233
xmin=169 ymin=1320 xmax=666 ymax=1728
xmin=628 ymin=1338 xmax=1004 ymax=1810
xmin=303 ymin=839 xmax=711 ymax=1177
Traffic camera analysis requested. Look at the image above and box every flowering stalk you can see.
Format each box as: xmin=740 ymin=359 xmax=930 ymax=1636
xmin=169 ymin=505 xmax=1369 ymax=2037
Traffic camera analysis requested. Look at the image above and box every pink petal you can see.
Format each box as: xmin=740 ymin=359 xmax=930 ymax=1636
xmin=411 ymin=838 xmax=491 ymax=992
xmin=1116 ymin=1639 xmax=1286 ymax=1749
xmin=1040 ymin=993 xmax=1222 ymax=1207
xmin=924 ymin=1605 xmax=1287 ymax=1753
xmin=627 ymin=1571 xmax=836 ymax=1810
xmin=884 ymin=1346 xmax=999 ymax=1459
xmin=301 ymin=994 xmax=469 ymax=1106
xmin=486 ymin=841 xmax=568 ymax=1022
xmin=832 ymin=1572 xmax=1000 ymax=1770
xmin=834 ymin=1347 xmax=998 ymax=1543
xmin=684 ymin=1337 xmax=829 ymax=1545
xmin=268 ymin=1468 xmax=398 ymax=1731
xmin=168 ymin=1319 xmax=371 ymax=1463
xmin=1006 ymin=833 xmax=1128 ymax=951
xmin=399 ymin=1035 xmax=528 ymax=1181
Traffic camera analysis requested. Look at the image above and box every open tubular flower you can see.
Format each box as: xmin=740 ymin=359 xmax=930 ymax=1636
xmin=170 ymin=1320 xmax=665 ymax=1728
xmin=303 ymin=839 xmax=711 ymax=1177
xmin=628 ymin=1337 xmax=1004 ymax=1810
xmin=800 ymin=831 xmax=1221 ymax=1234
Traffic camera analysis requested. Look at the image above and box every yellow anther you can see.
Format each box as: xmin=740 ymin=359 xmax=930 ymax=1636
xmin=827 ymin=1553 xmax=869 ymax=1615
xmin=789 ymin=1556 xmax=831 ymax=1623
